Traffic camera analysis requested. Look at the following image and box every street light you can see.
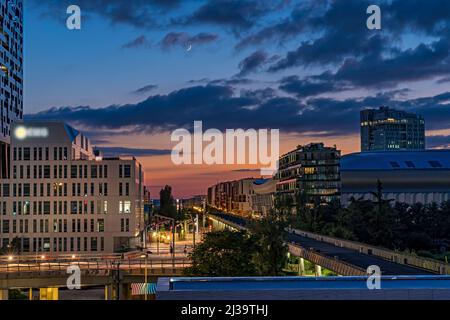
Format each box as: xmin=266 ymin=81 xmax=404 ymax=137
xmin=7 ymin=255 xmax=13 ymax=261
xmin=112 ymin=260 xmax=121 ymax=300
xmin=140 ymin=253 xmax=149 ymax=301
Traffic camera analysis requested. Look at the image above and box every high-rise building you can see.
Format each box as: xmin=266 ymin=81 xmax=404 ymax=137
xmin=360 ymin=107 xmax=425 ymax=152
xmin=275 ymin=143 xmax=341 ymax=207
xmin=0 ymin=0 xmax=23 ymax=179
xmin=0 ymin=122 xmax=145 ymax=254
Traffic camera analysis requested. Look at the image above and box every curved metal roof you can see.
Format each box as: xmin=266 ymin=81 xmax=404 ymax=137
xmin=253 ymin=178 xmax=270 ymax=185
xmin=341 ymin=150 xmax=450 ymax=171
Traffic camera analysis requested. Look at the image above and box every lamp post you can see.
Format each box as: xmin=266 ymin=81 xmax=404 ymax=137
xmin=192 ymin=214 xmax=198 ymax=250
xmin=113 ymin=260 xmax=121 ymax=300
xmin=156 ymin=224 xmax=159 ymax=254
xmin=141 ymin=253 xmax=148 ymax=301
xmin=172 ymin=220 xmax=175 ymax=267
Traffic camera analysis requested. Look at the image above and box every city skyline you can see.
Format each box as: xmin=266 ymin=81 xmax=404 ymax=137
xmin=22 ymin=0 xmax=450 ymax=197
xmin=2 ymin=0 xmax=450 ymax=303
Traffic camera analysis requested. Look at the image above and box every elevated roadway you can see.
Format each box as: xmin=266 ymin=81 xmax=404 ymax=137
xmin=207 ymin=211 xmax=440 ymax=276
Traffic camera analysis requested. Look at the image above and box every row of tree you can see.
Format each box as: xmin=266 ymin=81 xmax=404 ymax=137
xmin=289 ymin=183 xmax=450 ymax=258
xmin=157 ymin=185 xmax=289 ymax=276
xmin=185 ymin=210 xmax=288 ymax=276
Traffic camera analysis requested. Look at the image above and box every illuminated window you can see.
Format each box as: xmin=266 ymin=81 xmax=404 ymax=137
xmin=304 ymin=167 xmax=316 ymax=174
xmin=124 ymin=201 xmax=131 ymax=213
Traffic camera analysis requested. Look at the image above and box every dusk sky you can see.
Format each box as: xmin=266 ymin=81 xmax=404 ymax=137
xmin=23 ymin=0 xmax=450 ymax=198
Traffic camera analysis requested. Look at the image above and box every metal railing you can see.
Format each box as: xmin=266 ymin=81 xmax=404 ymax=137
xmin=0 ymin=257 xmax=190 ymax=274
xmin=291 ymin=228 xmax=449 ymax=274
xmin=288 ymin=243 xmax=366 ymax=276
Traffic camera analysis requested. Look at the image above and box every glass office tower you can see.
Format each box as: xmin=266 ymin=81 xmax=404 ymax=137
xmin=361 ymin=107 xmax=425 ymax=152
xmin=0 ymin=0 xmax=23 ymax=179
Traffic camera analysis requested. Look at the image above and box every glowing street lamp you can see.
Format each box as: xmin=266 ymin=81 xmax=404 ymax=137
xmin=140 ymin=253 xmax=149 ymax=301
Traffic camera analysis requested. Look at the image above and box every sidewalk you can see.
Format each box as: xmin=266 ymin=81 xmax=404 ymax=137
xmin=144 ymin=232 xmax=203 ymax=258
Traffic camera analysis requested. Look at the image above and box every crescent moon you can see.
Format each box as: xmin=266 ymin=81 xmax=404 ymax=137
xmin=186 ymin=44 xmax=192 ymax=52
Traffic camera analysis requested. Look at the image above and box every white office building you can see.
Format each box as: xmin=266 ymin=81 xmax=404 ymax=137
xmin=0 ymin=122 xmax=145 ymax=254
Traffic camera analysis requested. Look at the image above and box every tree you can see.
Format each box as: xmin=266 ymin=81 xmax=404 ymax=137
xmin=159 ymin=185 xmax=177 ymax=219
xmin=250 ymin=210 xmax=288 ymax=276
xmin=185 ymin=230 xmax=257 ymax=276
xmin=368 ymin=180 xmax=395 ymax=247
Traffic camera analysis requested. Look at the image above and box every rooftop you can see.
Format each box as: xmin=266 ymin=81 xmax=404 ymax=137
xmin=342 ymin=150 xmax=450 ymax=171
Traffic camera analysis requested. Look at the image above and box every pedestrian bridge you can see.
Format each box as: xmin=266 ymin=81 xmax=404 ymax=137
xmin=0 ymin=254 xmax=190 ymax=300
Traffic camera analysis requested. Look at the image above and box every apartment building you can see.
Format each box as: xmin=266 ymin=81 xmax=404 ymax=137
xmin=275 ymin=143 xmax=341 ymax=207
xmin=0 ymin=122 xmax=145 ymax=254
xmin=207 ymin=178 xmax=276 ymax=217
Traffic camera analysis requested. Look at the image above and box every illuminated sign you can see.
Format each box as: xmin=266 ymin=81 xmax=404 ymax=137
xmin=14 ymin=126 xmax=49 ymax=140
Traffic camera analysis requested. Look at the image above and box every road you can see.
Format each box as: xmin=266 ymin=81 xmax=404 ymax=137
xmin=209 ymin=211 xmax=435 ymax=275
xmin=288 ymin=232 xmax=433 ymax=275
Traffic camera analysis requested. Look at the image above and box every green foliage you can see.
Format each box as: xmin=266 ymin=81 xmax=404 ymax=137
xmin=185 ymin=209 xmax=289 ymax=277
xmin=284 ymin=181 xmax=450 ymax=257
xmin=159 ymin=185 xmax=177 ymax=219
xmin=8 ymin=289 xmax=27 ymax=300
xmin=185 ymin=230 xmax=258 ymax=276
xmin=250 ymin=210 xmax=288 ymax=276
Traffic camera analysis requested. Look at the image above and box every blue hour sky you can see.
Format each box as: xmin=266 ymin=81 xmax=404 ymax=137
xmin=23 ymin=0 xmax=450 ymax=197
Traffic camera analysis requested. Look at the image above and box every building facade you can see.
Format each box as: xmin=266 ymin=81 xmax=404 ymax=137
xmin=360 ymin=107 xmax=425 ymax=152
xmin=0 ymin=122 xmax=145 ymax=254
xmin=0 ymin=0 xmax=23 ymax=179
xmin=183 ymin=195 xmax=206 ymax=211
xmin=341 ymin=150 xmax=450 ymax=206
xmin=275 ymin=143 xmax=341 ymax=207
xmin=207 ymin=178 xmax=276 ymax=217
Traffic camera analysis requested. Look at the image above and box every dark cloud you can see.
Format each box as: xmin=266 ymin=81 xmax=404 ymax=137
xmin=188 ymin=78 xmax=256 ymax=86
xmin=97 ymin=147 xmax=172 ymax=157
xmin=265 ymin=0 xmax=450 ymax=78
xmin=386 ymin=0 xmax=450 ymax=35
xmin=160 ymin=32 xmax=218 ymax=50
xmin=240 ymin=88 xmax=277 ymax=101
xmin=235 ymin=2 xmax=321 ymax=49
xmin=426 ymin=135 xmax=450 ymax=149
xmin=269 ymin=33 xmax=385 ymax=71
xmin=279 ymin=75 xmax=349 ymax=98
xmin=132 ymin=84 xmax=158 ymax=95
xmin=121 ymin=35 xmax=151 ymax=49
xmin=333 ymin=38 xmax=450 ymax=87
xmin=436 ymin=77 xmax=450 ymax=84
xmin=35 ymin=0 xmax=181 ymax=29
xmin=25 ymin=81 xmax=450 ymax=139
xmin=179 ymin=0 xmax=283 ymax=32
xmin=276 ymin=37 xmax=450 ymax=95
xmin=236 ymin=50 xmax=279 ymax=77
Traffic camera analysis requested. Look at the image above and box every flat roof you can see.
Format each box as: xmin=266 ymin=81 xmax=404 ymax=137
xmin=342 ymin=150 xmax=450 ymax=171
xmin=166 ymin=276 xmax=450 ymax=291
